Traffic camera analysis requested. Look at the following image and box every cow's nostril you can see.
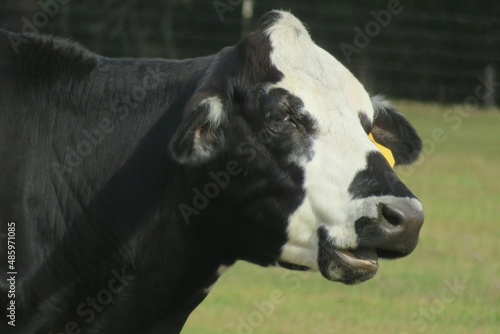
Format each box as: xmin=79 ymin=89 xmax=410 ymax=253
xmin=368 ymin=200 xmax=424 ymax=257
xmin=381 ymin=205 xmax=403 ymax=226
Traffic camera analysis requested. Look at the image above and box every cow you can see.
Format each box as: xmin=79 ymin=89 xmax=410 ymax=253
xmin=0 ymin=10 xmax=424 ymax=334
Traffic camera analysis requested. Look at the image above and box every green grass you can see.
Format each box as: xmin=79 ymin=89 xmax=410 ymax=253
xmin=183 ymin=100 xmax=500 ymax=334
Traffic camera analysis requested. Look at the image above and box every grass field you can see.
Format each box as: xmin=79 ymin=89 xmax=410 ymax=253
xmin=183 ymin=100 xmax=500 ymax=334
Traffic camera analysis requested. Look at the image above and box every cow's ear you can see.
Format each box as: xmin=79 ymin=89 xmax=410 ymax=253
xmin=169 ymin=96 xmax=226 ymax=165
xmin=370 ymin=96 xmax=422 ymax=165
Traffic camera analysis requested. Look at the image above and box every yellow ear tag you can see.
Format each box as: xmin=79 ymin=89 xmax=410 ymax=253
xmin=369 ymin=133 xmax=395 ymax=168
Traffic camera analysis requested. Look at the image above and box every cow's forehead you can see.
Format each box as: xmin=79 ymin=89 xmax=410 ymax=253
xmin=263 ymin=11 xmax=373 ymax=127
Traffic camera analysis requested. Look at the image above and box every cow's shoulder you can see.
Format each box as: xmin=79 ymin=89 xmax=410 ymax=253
xmin=0 ymin=29 xmax=98 ymax=88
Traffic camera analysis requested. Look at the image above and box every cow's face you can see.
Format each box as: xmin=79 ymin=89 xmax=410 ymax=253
xmin=170 ymin=11 xmax=424 ymax=284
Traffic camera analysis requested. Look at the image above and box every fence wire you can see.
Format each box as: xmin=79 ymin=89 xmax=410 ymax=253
xmin=1 ymin=0 xmax=498 ymax=106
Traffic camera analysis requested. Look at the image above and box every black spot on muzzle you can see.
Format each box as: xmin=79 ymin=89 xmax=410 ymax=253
xmin=349 ymin=153 xmax=424 ymax=258
xmin=348 ymin=152 xmax=415 ymax=199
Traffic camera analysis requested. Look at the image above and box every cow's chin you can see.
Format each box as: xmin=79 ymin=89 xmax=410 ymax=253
xmin=317 ymin=227 xmax=379 ymax=285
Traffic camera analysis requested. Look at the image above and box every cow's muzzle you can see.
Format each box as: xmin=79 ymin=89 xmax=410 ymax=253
xmin=356 ymin=197 xmax=424 ymax=258
xmin=317 ymin=197 xmax=424 ymax=284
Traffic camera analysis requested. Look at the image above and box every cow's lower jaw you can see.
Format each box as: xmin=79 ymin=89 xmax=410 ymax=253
xmin=317 ymin=227 xmax=379 ymax=284
xmin=277 ymin=261 xmax=311 ymax=271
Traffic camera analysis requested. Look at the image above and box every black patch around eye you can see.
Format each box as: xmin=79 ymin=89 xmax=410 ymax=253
xmin=358 ymin=112 xmax=372 ymax=134
xmin=264 ymin=108 xmax=287 ymax=122
xmin=262 ymin=89 xmax=301 ymax=122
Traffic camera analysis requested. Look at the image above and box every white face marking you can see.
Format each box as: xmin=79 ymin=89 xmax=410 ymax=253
xmin=347 ymin=196 xmax=423 ymax=230
xmin=265 ymin=12 xmax=382 ymax=269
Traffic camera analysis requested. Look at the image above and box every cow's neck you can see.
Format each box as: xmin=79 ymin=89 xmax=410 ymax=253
xmin=132 ymin=215 xmax=235 ymax=333
xmin=13 ymin=54 xmax=232 ymax=333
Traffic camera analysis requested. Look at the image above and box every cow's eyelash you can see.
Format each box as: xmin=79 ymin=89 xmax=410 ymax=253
xmin=283 ymin=114 xmax=300 ymax=129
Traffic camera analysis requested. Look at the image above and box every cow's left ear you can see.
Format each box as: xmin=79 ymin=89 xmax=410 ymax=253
xmin=370 ymin=96 xmax=422 ymax=165
xmin=169 ymin=95 xmax=227 ymax=165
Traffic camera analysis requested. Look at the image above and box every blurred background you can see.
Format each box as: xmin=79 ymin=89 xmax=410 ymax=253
xmin=1 ymin=1 xmax=498 ymax=333
xmin=1 ymin=0 xmax=499 ymax=107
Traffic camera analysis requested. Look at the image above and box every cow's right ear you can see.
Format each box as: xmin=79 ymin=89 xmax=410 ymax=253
xmin=370 ymin=96 xmax=422 ymax=165
xmin=169 ymin=96 xmax=227 ymax=165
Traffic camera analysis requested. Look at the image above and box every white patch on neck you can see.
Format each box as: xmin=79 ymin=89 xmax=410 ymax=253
xmin=216 ymin=264 xmax=231 ymax=276
xmin=203 ymin=264 xmax=232 ymax=294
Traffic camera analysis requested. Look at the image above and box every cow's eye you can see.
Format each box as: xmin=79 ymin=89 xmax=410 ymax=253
xmin=265 ymin=108 xmax=284 ymax=121
xmin=264 ymin=109 xmax=298 ymax=132
xmin=283 ymin=113 xmax=298 ymax=128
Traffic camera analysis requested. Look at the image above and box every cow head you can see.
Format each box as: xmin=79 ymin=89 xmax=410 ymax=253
xmin=170 ymin=11 xmax=424 ymax=284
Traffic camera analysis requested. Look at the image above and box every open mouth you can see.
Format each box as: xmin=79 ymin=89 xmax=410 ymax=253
xmin=278 ymin=227 xmax=416 ymax=284
xmin=335 ymin=248 xmax=378 ymax=272
xmin=317 ymin=227 xmax=379 ymax=284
